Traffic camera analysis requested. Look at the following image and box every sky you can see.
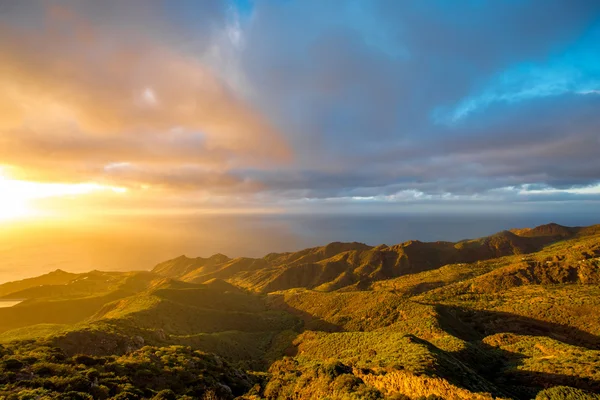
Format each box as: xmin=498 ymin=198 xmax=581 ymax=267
xmin=1 ymin=0 xmax=600 ymax=218
xmin=1 ymin=1 xmax=600 ymax=280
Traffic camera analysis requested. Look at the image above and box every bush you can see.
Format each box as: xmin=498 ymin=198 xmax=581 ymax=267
xmin=152 ymin=389 xmax=177 ymax=400
xmin=13 ymin=388 xmax=53 ymax=400
xmin=3 ymin=358 xmax=24 ymax=371
xmin=73 ymin=354 xmax=100 ymax=366
xmin=333 ymin=374 xmax=363 ymax=392
xmin=320 ymin=361 xmax=352 ymax=379
xmin=111 ymin=392 xmax=141 ymax=400
xmin=536 ymin=386 xmax=600 ymax=400
xmin=388 ymin=394 xmax=412 ymax=400
xmin=62 ymin=392 xmax=94 ymax=400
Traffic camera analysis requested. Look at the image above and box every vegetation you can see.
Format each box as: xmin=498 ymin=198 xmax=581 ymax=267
xmin=0 ymin=223 xmax=599 ymax=399
xmin=0 ymin=343 xmax=254 ymax=399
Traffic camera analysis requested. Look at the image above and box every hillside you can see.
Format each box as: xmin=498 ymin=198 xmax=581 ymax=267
xmin=151 ymin=223 xmax=589 ymax=293
xmin=0 ymin=269 xmax=78 ymax=297
xmin=0 ymin=222 xmax=599 ymax=399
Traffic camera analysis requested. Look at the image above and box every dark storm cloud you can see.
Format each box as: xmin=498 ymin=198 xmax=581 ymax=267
xmin=231 ymin=0 xmax=600 ymax=204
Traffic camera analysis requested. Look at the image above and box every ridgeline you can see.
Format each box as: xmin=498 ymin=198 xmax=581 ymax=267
xmin=1 ymin=223 xmax=599 ymax=399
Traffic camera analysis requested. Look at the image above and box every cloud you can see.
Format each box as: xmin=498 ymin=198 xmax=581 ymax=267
xmin=0 ymin=0 xmax=290 ymax=192
xmin=2 ymin=0 xmax=600 ymax=213
xmin=226 ymin=0 xmax=600 ymax=205
xmin=435 ymin=22 xmax=600 ymax=123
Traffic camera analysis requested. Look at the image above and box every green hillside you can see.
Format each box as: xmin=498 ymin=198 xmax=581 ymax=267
xmin=0 ymin=223 xmax=599 ymax=399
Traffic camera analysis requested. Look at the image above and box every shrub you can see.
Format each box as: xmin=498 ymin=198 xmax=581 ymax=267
xmin=152 ymin=389 xmax=177 ymax=400
xmin=32 ymin=362 xmax=55 ymax=376
xmin=3 ymin=358 xmax=24 ymax=370
xmin=73 ymin=354 xmax=100 ymax=366
xmin=388 ymin=394 xmax=412 ymax=400
xmin=62 ymin=392 xmax=94 ymax=400
xmin=535 ymin=386 xmax=600 ymax=400
xmin=112 ymin=392 xmax=141 ymax=400
xmin=320 ymin=361 xmax=352 ymax=379
xmin=333 ymin=374 xmax=363 ymax=392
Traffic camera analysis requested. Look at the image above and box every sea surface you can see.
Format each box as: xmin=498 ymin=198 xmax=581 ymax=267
xmin=1 ymin=211 xmax=600 ymax=284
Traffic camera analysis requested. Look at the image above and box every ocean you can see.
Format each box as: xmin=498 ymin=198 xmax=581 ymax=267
xmin=1 ymin=211 xmax=599 ymax=284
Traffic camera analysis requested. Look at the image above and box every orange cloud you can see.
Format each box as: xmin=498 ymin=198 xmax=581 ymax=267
xmin=0 ymin=1 xmax=291 ymax=192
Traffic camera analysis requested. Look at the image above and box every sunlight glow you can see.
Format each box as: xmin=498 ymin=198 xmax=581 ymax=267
xmin=0 ymin=196 xmax=32 ymax=221
xmin=0 ymin=168 xmax=127 ymax=222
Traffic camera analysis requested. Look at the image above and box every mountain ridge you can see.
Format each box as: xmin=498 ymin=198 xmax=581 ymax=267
xmin=150 ymin=222 xmax=595 ymax=293
xmin=1 ymin=222 xmax=599 ymax=399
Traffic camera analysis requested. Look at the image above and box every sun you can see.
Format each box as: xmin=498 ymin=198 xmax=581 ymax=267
xmin=0 ymin=196 xmax=35 ymax=221
xmin=0 ymin=169 xmax=123 ymax=222
xmin=0 ymin=167 xmax=129 ymax=222
xmin=0 ymin=174 xmax=38 ymax=221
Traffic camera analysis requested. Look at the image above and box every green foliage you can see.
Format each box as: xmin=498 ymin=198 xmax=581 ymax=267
xmin=0 ymin=344 xmax=254 ymax=399
xmin=535 ymin=386 xmax=600 ymax=400
xmin=2 ymin=358 xmax=23 ymax=370
xmin=151 ymin=389 xmax=177 ymax=400
xmin=264 ymin=357 xmax=383 ymax=400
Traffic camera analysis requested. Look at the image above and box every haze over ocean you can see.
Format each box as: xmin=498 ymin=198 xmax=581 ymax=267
xmin=2 ymin=211 xmax=600 ymax=284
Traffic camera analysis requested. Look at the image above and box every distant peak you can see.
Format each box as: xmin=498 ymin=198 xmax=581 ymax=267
xmin=519 ymin=223 xmax=575 ymax=237
xmin=324 ymin=241 xmax=369 ymax=250
xmin=51 ymin=269 xmax=68 ymax=274
xmin=536 ymin=222 xmax=566 ymax=229
xmin=494 ymin=230 xmax=517 ymax=237
xmin=202 ymin=278 xmax=240 ymax=292
xmin=402 ymin=240 xmax=423 ymax=246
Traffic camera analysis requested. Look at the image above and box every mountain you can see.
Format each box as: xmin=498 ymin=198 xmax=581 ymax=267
xmin=151 ymin=223 xmax=584 ymax=293
xmin=510 ymin=222 xmax=580 ymax=238
xmin=0 ymin=268 xmax=78 ymax=297
xmin=152 ymin=253 xmax=231 ymax=278
xmin=0 ymin=222 xmax=599 ymax=399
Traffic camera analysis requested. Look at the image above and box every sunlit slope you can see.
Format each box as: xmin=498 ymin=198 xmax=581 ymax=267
xmin=0 ymin=269 xmax=78 ymax=297
xmin=371 ymin=227 xmax=600 ymax=296
xmin=0 ymin=222 xmax=599 ymax=398
xmin=152 ymin=253 xmax=231 ymax=278
xmin=0 ymin=281 xmax=300 ymax=374
xmin=0 ymin=271 xmax=168 ymax=333
xmin=152 ymin=223 xmax=594 ymax=293
xmin=255 ymin=225 xmax=600 ymax=398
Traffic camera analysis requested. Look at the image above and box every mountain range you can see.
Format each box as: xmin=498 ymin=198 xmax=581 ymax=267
xmin=0 ymin=222 xmax=599 ymax=399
